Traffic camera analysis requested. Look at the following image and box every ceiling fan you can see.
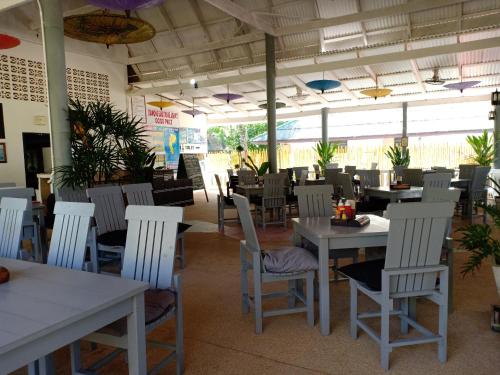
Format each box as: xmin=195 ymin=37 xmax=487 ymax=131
xmin=424 ymin=68 xmax=445 ymax=85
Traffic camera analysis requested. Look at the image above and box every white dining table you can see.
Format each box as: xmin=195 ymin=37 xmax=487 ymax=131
xmin=292 ymin=215 xmax=390 ymax=336
xmin=0 ymin=258 xmax=149 ymax=375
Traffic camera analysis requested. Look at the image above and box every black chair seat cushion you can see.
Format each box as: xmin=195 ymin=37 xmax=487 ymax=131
xmin=263 ymin=246 xmax=319 ymax=273
xmin=98 ymin=289 xmax=176 ymax=337
xmin=223 ymin=196 xmax=235 ymax=206
xmin=338 ymin=258 xmax=385 ymax=291
xmin=98 ymin=224 xmax=191 ymax=247
xmin=249 ymin=196 xmax=262 ymax=205
xmin=286 ymin=193 xmax=298 ymax=203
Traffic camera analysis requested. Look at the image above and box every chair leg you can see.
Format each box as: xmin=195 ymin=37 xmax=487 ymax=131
xmin=175 ymin=289 xmax=184 ymax=374
xmin=283 ymin=206 xmax=287 ymax=229
xmin=400 ymin=298 xmax=409 ymax=334
xmin=240 ymin=247 xmax=250 ymax=314
xmin=288 ymin=280 xmax=297 ymax=308
xmin=70 ymin=341 xmax=82 ymax=373
xmin=349 ymin=279 xmax=358 ymax=339
xmin=253 ymin=264 xmax=263 ymax=334
xmin=438 ymin=268 xmax=449 ymax=363
xmin=177 ymin=235 xmax=185 ymax=269
xmin=380 ymin=304 xmax=391 ymax=371
xmin=306 ymin=272 xmax=314 ymax=327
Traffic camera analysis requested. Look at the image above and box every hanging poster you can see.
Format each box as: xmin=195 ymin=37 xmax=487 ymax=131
xmin=179 ymin=127 xmax=208 ymax=153
xmin=163 ymin=127 xmax=180 ymax=169
xmin=129 ymin=96 xmax=147 ymax=124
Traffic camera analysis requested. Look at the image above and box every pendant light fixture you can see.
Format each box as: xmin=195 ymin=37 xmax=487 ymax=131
xmin=213 ymin=84 xmax=243 ymax=103
xmin=443 ymin=65 xmax=480 ymax=93
xmin=360 ymin=76 xmax=392 ymax=100
xmin=147 ymin=95 xmax=174 ymax=110
xmin=305 ymin=72 xmax=341 ymax=94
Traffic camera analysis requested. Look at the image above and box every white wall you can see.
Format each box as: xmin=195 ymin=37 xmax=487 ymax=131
xmin=0 ymin=37 xmax=127 ymax=185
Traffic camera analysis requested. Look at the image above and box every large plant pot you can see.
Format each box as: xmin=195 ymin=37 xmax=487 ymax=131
xmin=493 ymin=260 xmax=500 ymax=297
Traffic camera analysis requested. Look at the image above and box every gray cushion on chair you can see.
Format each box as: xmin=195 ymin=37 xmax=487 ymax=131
xmin=263 ymin=247 xmax=318 ymax=273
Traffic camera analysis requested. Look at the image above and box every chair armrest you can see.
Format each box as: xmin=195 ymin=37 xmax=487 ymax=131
xmin=382 ymin=264 xmax=448 ymax=276
xmin=173 ymin=273 xmax=182 ymax=291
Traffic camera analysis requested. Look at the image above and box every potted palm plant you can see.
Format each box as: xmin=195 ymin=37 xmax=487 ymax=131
xmin=466 ymin=130 xmax=495 ymax=166
xmin=314 ymin=141 xmax=338 ymax=176
xmin=385 ymin=145 xmax=410 ymax=179
xmin=244 ymin=155 xmax=269 ymax=184
xmin=459 ymin=202 xmax=500 ymax=297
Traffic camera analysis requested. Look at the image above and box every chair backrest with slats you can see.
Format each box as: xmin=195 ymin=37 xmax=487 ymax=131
xmin=263 ymin=174 xmax=286 ymax=197
xmin=47 ymin=202 xmax=95 ymax=270
xmin=58 ymin=187 xmax=89 ymax=203
xmin=0 ymin=197 xmax=28 ymax=259
xmin=459 ymin=164 xmax=476 ymax=179
xmin=86 ymin=186 xmax=127 ymax=235
xmin=0 ymin=182 xmax=16 ymax=188
xmin=294 ymin=185 xmax=333 ymax=218
xmin=293 ymin=167 xmax=309 ymax=181
xmin=237 ymin=169 xmax=256 ymax=185
xmin=325 ymin=168 xmax=342 ymax=187
xmin=422 ymin=173 xmax=452 ymax=195
xmin=122 ymin=205 xmax=183 ymax=289
xmin=0 ymin=187 xmax=34 ymax=225
xmin=470 ymin=166 xmax=491 ymax=194
xmin=313 ymin=164 xmax=320 ymax=175
xmin=357 ymin=169 xmax=380 ymax=187
xmin=122 ymin=183 xmax=155 ymax=206
xmin=232 ymin=194 xmax=261 ymax=252
xmin=344 ymin=165 xmax=356 ymax=177
xmin=338 ymin=172 xmax=355 ymax=200
xmin=384 ymin=201 xmax=455 ymax=294
xmin=402 ymin=168 xmax=424 ymax=186
xmin=214 ymin=174 xmax=225 ymax=198
xmin=326 ymin=163 xmax=339 ymax=169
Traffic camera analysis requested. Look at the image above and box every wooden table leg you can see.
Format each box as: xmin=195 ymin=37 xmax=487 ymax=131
xmin=318 ymin=238 xmax=330 ymax=335
xmin=127 ymin=293 xmax=147 ymax=375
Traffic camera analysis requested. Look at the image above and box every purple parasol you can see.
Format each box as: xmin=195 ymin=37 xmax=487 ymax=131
xmin=443 ymin=80 xmax=481 ymax=93
xmin=87 ymin=0 xmax=164 ymax=10
xmin=213 ymin=93 xmax=243 ymax=103
xmin=182 ymin=109 xmax=204 ymax=117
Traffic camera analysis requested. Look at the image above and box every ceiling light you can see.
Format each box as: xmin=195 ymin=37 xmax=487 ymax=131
xmin=424 ymin=68 xmax=445 ymax=85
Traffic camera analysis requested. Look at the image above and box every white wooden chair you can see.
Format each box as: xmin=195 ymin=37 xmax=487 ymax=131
xmin=461 ymin=166 xmax=490 ymax=223
xmin=325 ymin=168 xmax=342 ymax=195
xmin=458 ymin=164 xmax=476 ymax=179
xmin=357 ymin=169 xmax=381 ymax=188
xmin=341 ymin=201 xmax=454 ymax=370
xmin=215 ymin=174 xmax=238 ymax=232
xmin=122 ymin=183 xmax=187 ymax=268
xmin=47 ymin=201 xmax=96 ymax=271
xmin=0 ymin=182 xmax=16 ymax=188
xmin=294 ymin=185 xmax=359 ymax=275
xmin=338 ymin=172 xmax=356 ymax=200
xmin=422 ymin=173 xmax=452 ymax=202
xmin=255 ymin=173 xmax=287 ymax=228
xmin=58 ymin=187 xmax=89 ymax=203
xmin=86 ymin=185 xmax=127 ymax=269
xmin=371 ymin=162 xmax=378 ymax=170
xmin=234 ymin=194 xmax=317 ymax=334
xmin=74 ymin=205 xmax=184 ymax=375
xmin=237 ymin=169 xmax=256 ymax=185
xmin=402 ymin=168 xmax=424 ymax=186
xmin=293 ymin=166 xmax=309 ymax=183
xmin=344 ymin=165 xmax=356 ymax=177
xmin=0 ymin=197 xmax=28 ymax=259
xmin=326 ymin=163 xmax=339 ymax=169
xmin=0 ymin=187 xmax=43 ymax=262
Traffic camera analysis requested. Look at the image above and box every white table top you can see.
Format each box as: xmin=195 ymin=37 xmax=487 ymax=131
xmin=0 ymin=258 xmax=148 ymax=356
xmin=365 ymin=186 xmax=423 ymax=193
xmin=292 ymin=214 xmax=389 ymax=239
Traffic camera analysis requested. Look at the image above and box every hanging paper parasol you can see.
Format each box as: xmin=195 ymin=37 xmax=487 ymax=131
xmin=147 ymin=99 xmax=174 ymax=110
xmin=64 ymin=14 xmax=156 ymax=46
xmin=182 ymin=109 xmax=204 ymax=117
xmin=306 ymin=72 xmax=341 ymax=94
xmin=258 ymin=102 xmax=286 ymax=109
xmin=87 ymin=0 xmax=165 ymax=11
xmin=213 ymin=84 xmax=243 ymax=103
xmin=0 ymin=34 xmax=20 ymax=49
xmin=444 ymin=80 xmax=481 ymax=93
xmin=360 ymin=76 xmax=392 ymax=100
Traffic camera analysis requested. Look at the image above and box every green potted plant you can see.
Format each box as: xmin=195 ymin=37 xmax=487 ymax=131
xmin=314 ymin=141 xmax=338 ymax=176
xmin=236 ymin=145 xmax=244 ymax=170
xmin=243 ymin=155 xmax=269 ymax=184
xmin=385 ymin=145 xmax=410 ymax=178
xmin=466 ymin=130 xmax=495 ymax=166
xmin=55 ymin=99 xmax=151 ymax=188
xmin=459 ymin=202 xmax=500 ymax=297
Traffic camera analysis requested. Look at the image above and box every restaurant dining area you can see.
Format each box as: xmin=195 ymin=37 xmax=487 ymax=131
xmin=1 ymin=0 xmax=500 ymax=374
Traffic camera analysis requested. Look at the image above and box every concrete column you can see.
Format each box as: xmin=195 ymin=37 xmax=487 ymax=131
xmin=37 ymin=0 xmax=71 ymax=196
xmin=495 ymin=105 xmax=500 ymax=169
xmin=265 ymin=33 xmax=277 ymax=173
xmin=402 ymin=101 xmax=408 ymax=155
xmin=321 ymin=107 xmax=328 ymax=144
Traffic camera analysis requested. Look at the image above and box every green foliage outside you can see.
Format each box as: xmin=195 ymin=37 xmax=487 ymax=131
xmin=314 ymin=141 xmax=338 ymax=175
xmin=207 ymin=122 xmax=272 ymax=152
xmin=466 ymin=130 xmax=496 ymax=166
xmin=243 ymin=155 xmax=269 ymax=176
